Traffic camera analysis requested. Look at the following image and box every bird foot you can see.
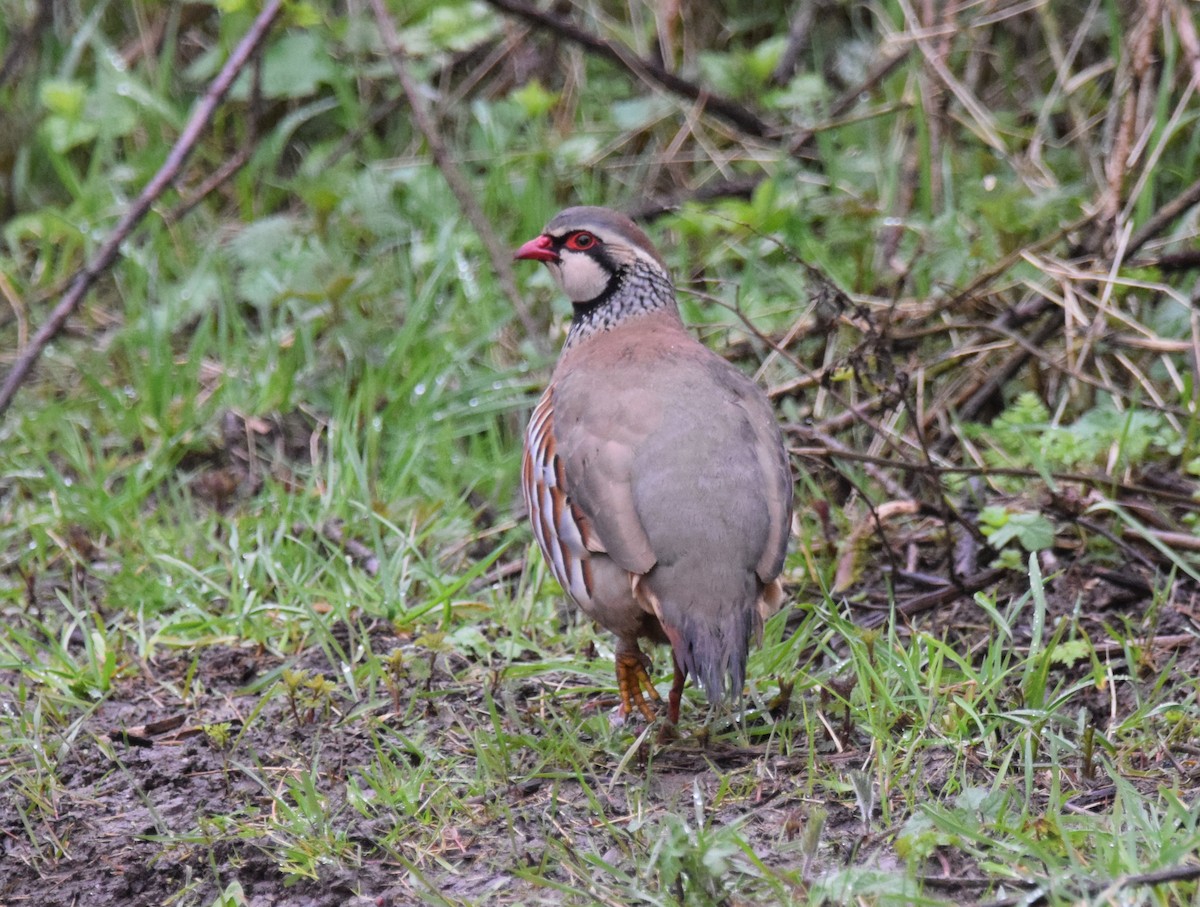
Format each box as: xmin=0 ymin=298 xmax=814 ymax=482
xmin=614 ymin=650 xmax=661 ymax=723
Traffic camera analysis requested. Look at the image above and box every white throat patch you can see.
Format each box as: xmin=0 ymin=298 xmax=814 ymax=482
xmin=550 ymin=252 xmax=612 ymax=303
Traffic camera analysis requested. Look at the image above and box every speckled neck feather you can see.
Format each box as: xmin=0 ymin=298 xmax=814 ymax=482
xmin=562 ymin=259 xmax=680 ymax=353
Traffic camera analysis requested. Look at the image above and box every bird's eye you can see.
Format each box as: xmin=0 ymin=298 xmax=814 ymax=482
xmin=566 ymin=232 xmax=597 ymax=251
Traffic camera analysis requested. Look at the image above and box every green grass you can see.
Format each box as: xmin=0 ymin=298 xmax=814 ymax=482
xmin=3 ymin=1 xmax=1200 ymax=905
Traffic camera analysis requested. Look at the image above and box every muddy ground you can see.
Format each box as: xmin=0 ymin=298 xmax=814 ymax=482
xmin=3 ymin=554 xmax=1198 ymax=907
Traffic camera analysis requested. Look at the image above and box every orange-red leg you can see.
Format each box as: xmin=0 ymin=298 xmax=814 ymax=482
xmin=615 ymin=648 xmax=660 ymax=722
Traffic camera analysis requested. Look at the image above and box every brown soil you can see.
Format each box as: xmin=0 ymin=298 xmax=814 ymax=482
xmin=2 ymin=559 xmax=1198 ymax=906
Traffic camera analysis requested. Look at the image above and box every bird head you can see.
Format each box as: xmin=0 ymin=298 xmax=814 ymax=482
xmin=514 ymin=206 xmax=667 ymax=305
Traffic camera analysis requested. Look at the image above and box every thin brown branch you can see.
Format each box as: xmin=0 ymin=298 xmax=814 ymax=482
xmin=1132 ymin=249 xmax=1200 ymax=272
xmin=1102 ymin=0 xmax=1163 ymax=231
xmin=1172 ymin=0 xmax=1200 ymax=87
xmin=628 ymin=45 xmax=912 ymax=220
xmin=950 ymin=310 xmax=1064 ymax=425
xmin=295 ymin=521 xmax=381 ymax=577
xmin=860 ymin=568 xmax=1008 ymax=628
xmin=164 ymin=48 xmax=267 ymax=227
xmin=162 ymin=143 xmax=256 ymax=227
xmin=770 ymin=0 xmax=819 ymax=87
xmin=482 ymin=0 xmax=776 ymax=139
xmin=1127 ymin=174 xmax=1200 ymax=255
xmin=0 ymin=0 xmax=53 ymax=91
xmin=800 ymin=428 xmax=914 ymax=501
xmin=0 ymin=0 xmax=285 ymax=420
xmin=1090 ymin=633 xmax=1196 ymax=654
xmin=975 ymin=863 xmax=1200 ymax=907
xmin=947 ymin=212 xmax=1097 ymax=309
xmin=788 ymin=437 xmax=1200 ymax=511
xmin=626 ymin=176 xmax=762 ymax=222
xmin=369 ymin=0 xmax=543 ymax=348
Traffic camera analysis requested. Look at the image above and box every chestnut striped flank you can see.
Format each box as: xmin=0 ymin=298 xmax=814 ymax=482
xmin=522 ymin=386 xmax=594 ymax=603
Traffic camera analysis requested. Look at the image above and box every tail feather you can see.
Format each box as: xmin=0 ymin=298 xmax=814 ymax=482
xmin=676 ymin=602 xmax=754 ymax=704
xmin=636 ymin=566 xmax=761 ymax=704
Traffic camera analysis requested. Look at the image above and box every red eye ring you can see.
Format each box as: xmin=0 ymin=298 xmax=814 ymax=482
xmin=566 ymin=231 xmax=597 ymax=251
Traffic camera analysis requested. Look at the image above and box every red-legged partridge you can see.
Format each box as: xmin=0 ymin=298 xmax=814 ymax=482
xmin=515 ymin=206 xmax=792 ymax=723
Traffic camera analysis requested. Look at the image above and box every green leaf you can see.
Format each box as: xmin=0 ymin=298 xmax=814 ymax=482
xmin=993 ymin=548 xmax=1027 ymax=571
xmin=1050 ymin=638 xmax=1092 ymax=667
xmin=39 ymin=79 xmax=87 ymax=118
xmin=980 ymin=506 xmax=1055 ymax=551
xmin=1007 ymin=511 xmax=1055 ymax=550
xmin=426 ymin=2 xmax=499 ymax=52
xmin=511 ymin=80 xmax=558 ymax=119
xmin=288 ymin=2 xmax=324 ymax=27
xmin=267 ymin=32 xmax=336 ymax=98
xmin=746 ymin=35 xmax=787 ymax=83
xmin=41 ymin=116 xmax=99 ymax=154
xmin=610 ymin=95 xmax=673 ymax=131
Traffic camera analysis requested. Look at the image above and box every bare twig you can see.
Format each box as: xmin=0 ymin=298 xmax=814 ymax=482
xmin=1102 ymin=0 xmax=1163 ymax=229
xmin=859 ymin=568 xmax=1007 ymax=628
xmin=770 ymin=0 xmax=819 ymax=87
xmin=482 ymin=0 xmax=776 ymax=139
xmin=628 ymin=45 xmax=911 ymax=220
xmin=800 ymin=427 xmax=914 ymax=501
xmin=975 ymin=863 xmax=1200 ymax=907
xmin=946 ymin=305 xmax=1065 ymax=428
xmin=626 ymin=175 xmax=763 ymax=222
xmin=0 ymin=0 xmax=285 ymax=419
xmin=895 ymin=0 xmax=1008 ymax=156
xmin=1088 ymin=633 xmax=1195 ymax=655
xmin=828 ymin=46 xmax=913 ymax=124
xmin=0 ymin=0 xmax=53 ymax=91
xmin=1127 ymin=174 xmax=1200 ymax=255
xmin=165 ymin=48 xmax=267 ymax=227
xmin=295 ymin=521 xmax=381 ymax=577
xmin=368 ymin=0 xmax=543 ymax=347
xmin=1173 ymin=0 xmax=1200 ymax=87
xmin=162 ymin=143 xmax=256 ymax=227
xmin=787 ymin=438 xmax=1200 ymax=511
